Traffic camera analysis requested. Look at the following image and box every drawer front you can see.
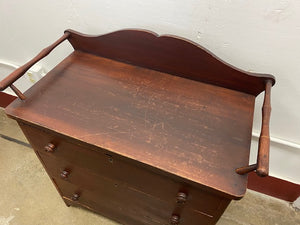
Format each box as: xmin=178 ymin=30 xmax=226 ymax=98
xmin=50 ymin=163 xmax=216 ymax=225
xmin=20 ymin=123 xmax=224 ymax=217
xmin=54 ymin=175 xmax=173 ymax=225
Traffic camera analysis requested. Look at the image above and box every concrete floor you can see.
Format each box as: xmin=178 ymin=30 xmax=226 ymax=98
xmin=0 ymin=108 xmax=299 ymax=225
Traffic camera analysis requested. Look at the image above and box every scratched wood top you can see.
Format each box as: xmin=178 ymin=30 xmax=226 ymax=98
xmin=6 ymin=51 xmax=255 ymax=199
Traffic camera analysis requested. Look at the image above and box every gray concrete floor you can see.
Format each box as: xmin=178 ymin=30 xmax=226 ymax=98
xmin=0 ymin=108 xmax=299 ymax=225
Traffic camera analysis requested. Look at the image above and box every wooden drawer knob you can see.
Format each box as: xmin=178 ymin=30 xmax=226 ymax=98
xmin=71 ymin=193 xmax=80 ymax=201
xmin=170 ymin=214 xmax=180 ymax=225
xmin=176 ymin=192 xmax=187 ymax=204
xmin=44 ymin=143 xmax=56 ymax=152
xmin=60 ymin=170 xmax=70 ymax=179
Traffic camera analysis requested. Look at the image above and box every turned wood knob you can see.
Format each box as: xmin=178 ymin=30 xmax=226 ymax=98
xmin=60 ymin=170 xmax=70 ymax=179
xmin=44 ymin=143 xmax=56 ymax=152
xmin=176 ymin=192 xmax=187 ymax=204
xmin=170 ymin=215 xmax=180 ymax=225
xmin=71 ymin=193 xmax=80 ymax=201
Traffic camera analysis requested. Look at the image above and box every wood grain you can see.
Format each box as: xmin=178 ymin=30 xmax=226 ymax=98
xmin=6 ymin=52 xmax=255 ymax=199
xmin=66 ymin=29 xmax=275 ymax=96
xmin=236 ymin=79 xmax=273 ymax=176
xmin=19 ymin=122 xmax=224 ymax=216
xmin=4 ymin=29 xmax=276 ymax=225
xmin=256 ymin=79 xmax=272 ymax=177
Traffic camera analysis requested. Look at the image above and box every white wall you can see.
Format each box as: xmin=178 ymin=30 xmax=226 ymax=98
xmin=0 ymin=0 xmax=299 ymax=183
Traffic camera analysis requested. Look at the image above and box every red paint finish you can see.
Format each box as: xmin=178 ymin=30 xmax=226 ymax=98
xmin=248 ymin=172 xmax=300 ymax=202
xmin=0 ymin=92 xmax=16 ymax=108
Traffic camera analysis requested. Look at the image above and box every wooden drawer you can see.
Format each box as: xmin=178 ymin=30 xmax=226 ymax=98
xmin=54 ymin=175 xmax=173 ymax=225
xmin=20 ymin=123 xmax=224 ymax=217
xmin=50 ymin=164 xmax=216 ymax=225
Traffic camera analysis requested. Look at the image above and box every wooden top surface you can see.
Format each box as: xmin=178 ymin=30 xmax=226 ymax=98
xmin=6 ymin=51 xmax=255 ymax=199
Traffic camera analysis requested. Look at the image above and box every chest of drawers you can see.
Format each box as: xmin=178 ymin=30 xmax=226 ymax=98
xmin=1 ymin=29 xmax=275 ymax=225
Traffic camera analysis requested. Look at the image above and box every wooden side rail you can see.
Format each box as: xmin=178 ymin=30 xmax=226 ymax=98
xmin=236 ymin=79 xmax=273 ymax=177
xmin=0 ymin=32 xmax=70 ymax=99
